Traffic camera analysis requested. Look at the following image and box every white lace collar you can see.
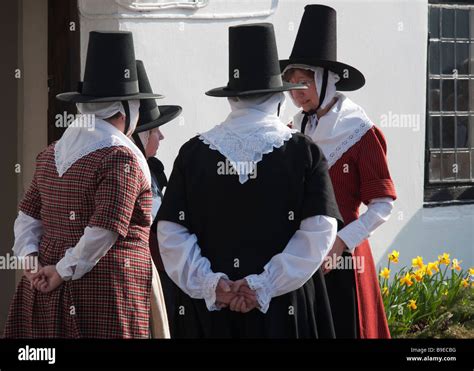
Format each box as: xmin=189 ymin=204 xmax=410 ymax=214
xmin=54 ymin=118 xmax=151 ymax=186
xmin=293 ymin=93 xmax=374 ymax=168
xmin=199 ymin=93 xmax=296 ymax=184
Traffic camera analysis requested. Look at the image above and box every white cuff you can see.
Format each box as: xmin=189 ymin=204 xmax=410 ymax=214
xmin=337 ymin=219 xmax=369 ymax=251
xmin=21 ymin=245 xmax=41 ymax=259
xmin=245 ymin=274 xmax=274 ymax=314
xmin=56 ymin=248 xmax=75 ymax=281
xmin=203 ymin=272 xmax=229 ymax=311
xmin=337 ymin=197 xmax=394 ymax=250
xmin=55 ymin=227 xmax=118 ymax=281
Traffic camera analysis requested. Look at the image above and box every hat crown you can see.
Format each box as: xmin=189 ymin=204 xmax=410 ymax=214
xmin=290 ymin=4 xmax=337 ymax=62
xmin=81 ymin=31 xmax=140 ymax=97
xmin=136 ymin=60 xmax=161 ymax=126
xmin=227 ymin=23 xmax=283 ymax=91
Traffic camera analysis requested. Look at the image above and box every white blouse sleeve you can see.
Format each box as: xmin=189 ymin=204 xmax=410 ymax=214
xmin=337 ymin=197 xmax=394 ymax=251
xmin=55 ymin=226 xmax=119 ymax=281
xmin=156 ymin=220 xmax=229 ymax=312
xmin=12 ymin=211 xmax=44 ymax=258
xmin=244 ymin=215 xmax=338 ymax=313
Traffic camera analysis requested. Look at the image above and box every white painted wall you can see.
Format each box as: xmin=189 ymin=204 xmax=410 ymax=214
xmin=78 ymin=0 xmax=473 ymax=271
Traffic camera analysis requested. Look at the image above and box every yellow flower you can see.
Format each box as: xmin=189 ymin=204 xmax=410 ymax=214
xmin=388 ymin=250 xmax=399 ymax=263
xmin=426 ymin=261 xmax=440 ymax=276
xmin=412 ymin=269 xmax=425 ymax=282
xmin=412 ymin=256 xmax=424 ymax=269
xmin=461 ymin=278 xmax=469 ymax=288
xmin=442 ymin=290 xmax=449 ymax=296
xmin=451 ymin=259 xmax=462 ymax=271
xmin=469 ymin=267 xmax=474 ymax=276
xmin=400 ymin=272 xmax=413 ymax=287
xmin=438 ymin=253 xmax=450 ymax=265
xmin=407 ymin=299 xmax=417 ymax=310
xmin=382 ymin=286 xmax=389 ymax=296
xmin=380 ymin=267 xmax=391 ymax=279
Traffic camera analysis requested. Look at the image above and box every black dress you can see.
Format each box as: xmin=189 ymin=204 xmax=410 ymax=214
xmin=157 ymin=133 xmax=343 ymax=338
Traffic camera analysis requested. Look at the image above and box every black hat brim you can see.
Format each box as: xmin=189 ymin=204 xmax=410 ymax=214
xmin=56 ymin=92 xmax=164 ymax=103
xmin=205 ymin=81 xmax=307 ymax=98
xmin=280 ymin=59 xmax=365 ymax=91
xmin=134 ymin=105 xmax=183 ymax=133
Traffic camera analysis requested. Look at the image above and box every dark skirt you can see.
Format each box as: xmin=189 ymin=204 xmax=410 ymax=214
xmin=324 ymin=252 xmax=359 ymax=338
xmin=171 ymin=269 xmax=335 ymax=339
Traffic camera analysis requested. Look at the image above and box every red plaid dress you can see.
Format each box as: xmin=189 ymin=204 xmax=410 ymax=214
xmin=4 ymin=144 xmax=153 ymax=338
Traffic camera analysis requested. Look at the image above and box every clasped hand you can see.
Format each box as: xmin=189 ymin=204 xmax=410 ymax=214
xmin=24 ymin=265 xmax=64 ymax=293
xmin=215 ymin=278 xmax=259 ymax=313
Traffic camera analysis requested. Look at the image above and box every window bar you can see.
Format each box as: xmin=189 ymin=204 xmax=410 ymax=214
xmin=470 ymin=8 xmax=473 ymax=181
xmin=454 ymin=6 xmax=458 ymax=181
xmin=440 ymin=6 xmax=444 ymax=181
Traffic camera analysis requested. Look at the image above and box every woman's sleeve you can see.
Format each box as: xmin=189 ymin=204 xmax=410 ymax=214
xmin=56 ymin=226 xmax=119 ymax=280
xmin=157 ymin=220 xmax=228 ymax=311
xmin=337 ymin=197 xmax=394 ymax=250
xmin=12 ymin=211 xmax=43 ymax=258
xmin=88 ymin=148 xmax=145 ymax=237
xmin=18 ymin=162 xmax=42 ymax=220
xmin=244 ymin=215 xmax=338 ymax=313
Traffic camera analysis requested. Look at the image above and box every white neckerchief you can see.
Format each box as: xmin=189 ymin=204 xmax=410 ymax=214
xmin=54 ymin=118 xmax=151 ymax=186
xmin=292 ymin=92 xmax=374 ymax=168
xmin=199 ymin=93 xmax=296 ymax=184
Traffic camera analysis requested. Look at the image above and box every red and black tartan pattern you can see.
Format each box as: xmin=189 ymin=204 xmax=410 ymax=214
xmin=4 ymin=144 xmax=153 ymax=338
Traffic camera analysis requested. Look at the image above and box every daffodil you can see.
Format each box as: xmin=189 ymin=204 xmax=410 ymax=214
xmin=400 ymin=272 xmax=413 ymax=287
xmin=382 ymin=286 xmax=389 ymax=296
xmin=461 ymin=278 xmax=469 ymax=288
xmin=412 ymin=269 xmax=425 ymax=282
xmin=469 ymin=267 xmax=474 ymax=277
xmin=380 ymin=267 xmax=390 ymax=279
xmin=407 ymin=299 xmax=417 ymax=310
xmin=451 ymin=259 xmax=462 ymax=271
xmin=412 ymin=256 xmax=424 ymax=269
xmin=388 ymin=250 xmax=399 ymax=263
xmin=425 ymin=261 xmax=439 ymax=276
xmin=438 ymin=253 xmax=450 ymax=265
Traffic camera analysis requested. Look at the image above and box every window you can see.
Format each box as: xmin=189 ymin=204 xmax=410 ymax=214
xmin=425 ymin=1 xmax=474 ymax=205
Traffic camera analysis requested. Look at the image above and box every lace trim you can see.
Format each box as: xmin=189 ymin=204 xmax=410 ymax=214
xmin=326 ymin=121 xmax=372 ymax=169
xmin=199 ymin=125 xmax=296 ymax=184
xmin=54 ymin=138 xmax=123 ymax=177
xmin=245 ymin=274 xmax=273 ymax=313
xmin=203 ymin=272 xmax=228 ymax=311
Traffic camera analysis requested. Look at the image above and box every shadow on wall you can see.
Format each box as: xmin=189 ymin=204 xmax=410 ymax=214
xmin=378 ymin=206 xmax=474 ymax=274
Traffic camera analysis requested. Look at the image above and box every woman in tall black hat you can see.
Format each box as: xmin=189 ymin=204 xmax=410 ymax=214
xmin=156 ymin=23 xmax=342 ymax=338
xmin=131 ymin=60 xmax=182 ymax=337
xmin=281 ymin=4 xmax=397 ymax=339
xmin=4 ymin=31 xmax=169 ymax=338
